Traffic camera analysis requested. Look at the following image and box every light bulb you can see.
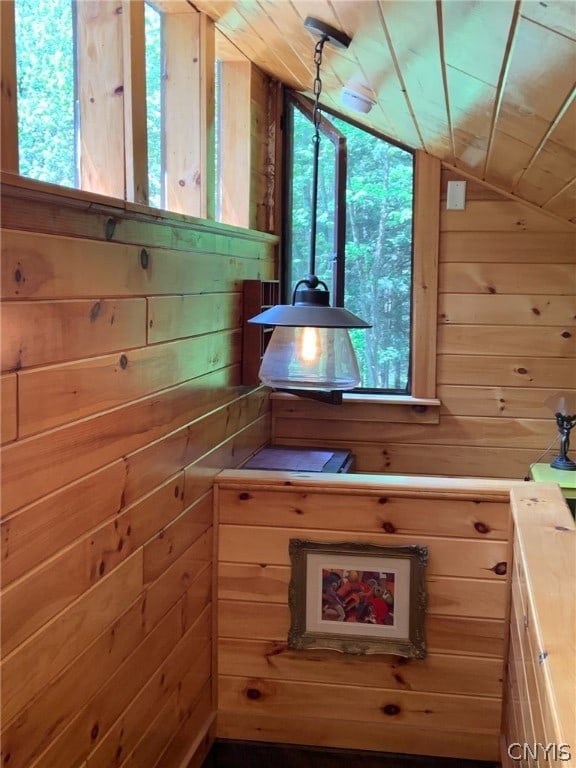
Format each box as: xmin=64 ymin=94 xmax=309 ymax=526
xmin=298 ymin=327 xmax=321 ymax=364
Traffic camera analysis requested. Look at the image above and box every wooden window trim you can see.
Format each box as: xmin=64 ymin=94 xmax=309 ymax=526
xmin=1 ymin=0 xmax=18 ymax=173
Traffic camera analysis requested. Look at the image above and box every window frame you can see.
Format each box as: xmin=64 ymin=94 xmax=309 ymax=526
xmin=281 ymin=91 xmax=439 ymax=402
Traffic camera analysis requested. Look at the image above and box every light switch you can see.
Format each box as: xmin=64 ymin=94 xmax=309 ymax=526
xmin=446 ymin=180 xmax=466 ymax=210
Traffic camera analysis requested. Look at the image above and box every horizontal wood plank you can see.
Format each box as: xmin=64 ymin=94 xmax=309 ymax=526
xmin=273 ymin=413 xmax=552 ymax=450
xmin=218 ymin=488 xmax=511 ymax=540
xmin=439 ymin=294 xmax=576 ymax=326
xmin=1 ymin=298 xmax=146 ymax=372
xmin=439 ymin=263 xmax=576 ymax=295
xmin=123 ymin=387 xmax=268 ymax=505
xmin=183 ymin=415 xmax=270 ymax=504
xmin=437 ymin=324 xmax=576 ymax=357
xmin=270 ymin=395 xmax=440 ymax=424
xmin=32 ymin=606 xmax=211 ymax=768
xmin=215 ymin=710 xmax=499 ymax=760
xmin=17 ymin=330 xmax=242 ymax=436
xmin=439 ymin=231 xmax=576 ymax=263
xmin=1 ymin=475 xmax=184 ymax=656
xmin=218 ymin=637 xmax=504 ymax=697
xmin=0 ymin=460 xmax=126 ymax=584
xmin=441 ymin=200 xmax=575 ymax=232
xmin=218 ymin=562 xmax=507 ymax=618
xmin=144 ymin=530 xmax=213 ymax=633
xmin=143 ymin=493 xmax=212 ymax=584
xmin=0 ymin=189 xmax=278 ymax=255
xmin=153 ymin=684 xmax=213 ymax=768
xmin=218 ymin=599 xmax=507 ymax=658
xmin=219 ymin=524 xmax=509 ymax=579
xmin=437 ymin=385 xmax=574 ymax=419
xmin=0 ymin=597 xmax=147 ymax=768
xmin=85 ymin=635 xmax=211 ymax=768
xmin=437 ymin=355 xmax=576 ymax=388
xmin=0 ymin=367 xmax=242 ymax=515
xmin=148 ymin=293 xmax=242 ymax=343
xmin=217 ymin=676 xmax=502 ymax=732
xmin=1 ymin=550 xmax=143 ymax=725
xmin=269 ymin=438 xmax=536 ymax=478
xmin=1 ymin=229 xmax=274 ymax=299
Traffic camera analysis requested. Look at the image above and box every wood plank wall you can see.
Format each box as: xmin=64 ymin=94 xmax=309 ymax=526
xmin=272 ymin=170 xmax=576 ymax=479
xmin=214 ymin=470 xmax=522 ymax=762
xmin=0 ymin=176 xmax=276 ymax=768
xmin=502 ymin=484 xmax=576 ymax=768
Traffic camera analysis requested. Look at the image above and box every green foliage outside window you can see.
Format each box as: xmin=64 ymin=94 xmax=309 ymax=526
xmin=15 ymin=0 xmax=75 ymax=187
xmin=145 ymin=2 xmax=162 ymax=208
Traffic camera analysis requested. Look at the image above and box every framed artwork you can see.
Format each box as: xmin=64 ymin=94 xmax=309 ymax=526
xmin=288 ymin=539 xmax=428 ymax=657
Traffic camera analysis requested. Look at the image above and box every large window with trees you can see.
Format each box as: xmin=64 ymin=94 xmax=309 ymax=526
xmin=284 ymin=95 xmax=414 ymax=393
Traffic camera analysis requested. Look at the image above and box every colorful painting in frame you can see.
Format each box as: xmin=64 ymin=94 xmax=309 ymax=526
xmin=288 ymin=540 xmax=427 ymax=657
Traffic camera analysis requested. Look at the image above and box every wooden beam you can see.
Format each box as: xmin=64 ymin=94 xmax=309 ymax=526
xmin=411 ymin=150 xmax=440 ymax=398
xmin=122 ymin=0 xmax=149 ymax=204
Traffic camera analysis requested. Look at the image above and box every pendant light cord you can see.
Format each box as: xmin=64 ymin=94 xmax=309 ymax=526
xmin=309 ymin=35 xmax=327 ymax=281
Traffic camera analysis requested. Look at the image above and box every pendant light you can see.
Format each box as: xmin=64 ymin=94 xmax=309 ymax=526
xmin=248 ymin=17 xmax=371 ymax=393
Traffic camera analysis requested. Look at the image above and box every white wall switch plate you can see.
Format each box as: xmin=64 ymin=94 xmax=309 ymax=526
xmin=446 ymin=180 xmax=466 ymax=210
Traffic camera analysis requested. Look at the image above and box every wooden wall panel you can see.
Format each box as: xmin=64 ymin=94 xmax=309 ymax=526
xmin=502 ymin=485 xmax=576 ymax=767
xmin=273 ymin=169 xmax=576 ymax=479
xmin=148 ymin=293 xmax=242 ymax=343
xmin=17 ymin=330 xmax=242 ymax=435
xmin=1 ymin=298 xmax=147 ymax=372
xmin=0 ymin=373 xmax=17 ymax=443
xmin=215 ymin=471 xmax=516 ymax=761
xmin=0 ymin=177 xmax=277 ymax=768
xmin=1 ymin=228 xmax=274 ymax=300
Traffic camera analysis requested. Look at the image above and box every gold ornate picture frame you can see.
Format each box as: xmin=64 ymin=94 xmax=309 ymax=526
xmin=288 ymin=539 xmax=427 ymax=658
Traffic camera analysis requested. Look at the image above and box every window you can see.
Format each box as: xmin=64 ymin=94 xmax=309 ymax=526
xmin=9 ymin=1 xmax=213 ymax=215
xmin=284 ymin=94 xmax=415 ymax=393
xmin=15 ymin=0 xmax=76 ymax=187
xmin=145 ymin=1 xmax=162 ymax=208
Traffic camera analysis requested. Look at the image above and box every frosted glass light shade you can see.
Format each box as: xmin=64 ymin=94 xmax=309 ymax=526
xmin=259 ymin=326 xmax=361 ymax=390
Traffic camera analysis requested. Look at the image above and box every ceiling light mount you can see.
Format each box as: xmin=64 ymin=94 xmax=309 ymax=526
xmin=303 ymin=16 xmax=352 ymax=50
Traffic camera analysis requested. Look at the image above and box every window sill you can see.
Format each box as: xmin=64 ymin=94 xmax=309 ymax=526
xmin=270 ymin=391 xmax=441 ymax=424
xmin=341 ymin=393 xmax=441 ymax=408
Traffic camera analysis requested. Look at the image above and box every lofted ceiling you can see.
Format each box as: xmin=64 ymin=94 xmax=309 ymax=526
xmin=192 ymin=0 xmax=576 ymax=224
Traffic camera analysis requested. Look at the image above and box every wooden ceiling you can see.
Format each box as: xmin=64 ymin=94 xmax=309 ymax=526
xmin=192 ymin=0 xmax=576 ymax=224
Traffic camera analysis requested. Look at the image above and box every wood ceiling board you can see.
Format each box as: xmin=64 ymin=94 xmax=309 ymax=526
xmin=498 ymin=17 xmax=576 ymax=124
xmin=547 ymin=97 xmax=576 ymax=153
xmin=485 ymin=131 xmax=535 ymax=190
xmin=543 ymin=181 xmax=576 ymax=222
xmin=446 ymin=67 xmax=494 ymax=173
xmin=326 ymin=0 xmax=424 ymax=148
xmin=497 ymin=104 xmax=553 ymax=149
xmin=517 ymin=143 xmax=576 ymax=201
xmin=379 ymin=1 xmax=452 ymax=157
xmin=238 ymin=1 xmax=315 ymax=83
xmin=198 ymin=4 xmax=303 ymax=88
xmin=215 ymin=29 xmax=250 ymax=62
xmin=441 ymin=0 xmax=517 ymax=89
xmin=191 ymin=0 xmax=576 ymax=223
xmin=520 ymin=0 xmax=576 ymax=41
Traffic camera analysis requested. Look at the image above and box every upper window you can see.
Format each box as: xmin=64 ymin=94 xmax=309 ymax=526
xmin=15 ymin=0 xmax=76 ymax=187
xmin=145 ymin=1 xmax=162 ymax=208
xmin=284 ymin=94 xmax=414 ymax=393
